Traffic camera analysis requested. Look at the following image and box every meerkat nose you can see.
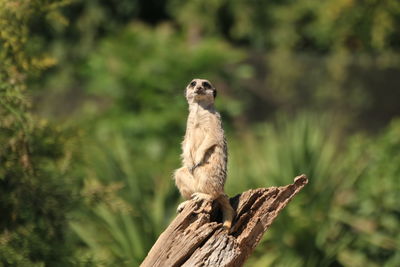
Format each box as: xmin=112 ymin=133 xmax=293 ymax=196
xmin=195 ymin=87 xmax=204 ymax=93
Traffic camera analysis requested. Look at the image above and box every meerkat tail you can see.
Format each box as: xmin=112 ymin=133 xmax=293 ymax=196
xmin=216 ymin=194 xmax=235 ymax=230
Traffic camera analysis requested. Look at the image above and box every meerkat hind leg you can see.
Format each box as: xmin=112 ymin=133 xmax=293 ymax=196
xmin=216 ymin=194 xmax=235 ymax=231
xmin=174 ymin=167 xmax=195 ymax=199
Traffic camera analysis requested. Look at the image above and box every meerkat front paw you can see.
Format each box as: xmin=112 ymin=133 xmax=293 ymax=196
xmin=193 ymin=154 xmax=205 ymax=169
xmin=177 ymin=200 xmax=189 ymax=213
xmin=191 ymin=192 xmax=213 ymax=202
xmin=189 ymin=163 xmax=201 ymax=174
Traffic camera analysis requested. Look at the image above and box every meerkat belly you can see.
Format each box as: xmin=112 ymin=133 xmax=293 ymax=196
xmin=182 ymin=127 xmax=206 ymax=166
xmin=195 ymin=145 xmax=227 ymax=196
xmin=190 ymin=127 xmax=206 ymax=155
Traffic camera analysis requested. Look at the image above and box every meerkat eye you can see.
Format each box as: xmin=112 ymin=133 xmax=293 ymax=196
xmin=190 ymin=81 xmax=196 ymax=87
xmin=202 ymin=81 xmax=211 ymax=89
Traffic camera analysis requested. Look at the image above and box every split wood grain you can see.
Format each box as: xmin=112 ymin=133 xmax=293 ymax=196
xmin=141 ymin=174 xmax=308 ymax=267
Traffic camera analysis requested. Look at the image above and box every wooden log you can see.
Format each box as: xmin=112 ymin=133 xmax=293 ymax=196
xmin=141 ymin=174 xmax=308 ymax=267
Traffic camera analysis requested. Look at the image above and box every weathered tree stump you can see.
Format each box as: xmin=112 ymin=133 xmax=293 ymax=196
xmin=141 ymin=174 xmax=308 ymax=267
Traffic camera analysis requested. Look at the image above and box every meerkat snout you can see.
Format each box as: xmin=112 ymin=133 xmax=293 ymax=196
xmin=194 ymin=85 xmax=204 ymax=94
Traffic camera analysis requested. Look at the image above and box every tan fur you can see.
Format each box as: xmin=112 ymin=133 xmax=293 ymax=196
xmin=174 ymin=78 xmax=235 ymax=230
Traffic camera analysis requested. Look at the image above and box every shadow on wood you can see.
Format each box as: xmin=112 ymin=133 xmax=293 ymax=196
xmin=141 ymin=174 xmax=308 ymax=267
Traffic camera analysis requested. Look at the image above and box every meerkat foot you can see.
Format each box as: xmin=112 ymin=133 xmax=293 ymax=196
xmin=177 ymin=200 xmax=189 ymax=213
xmin=216 ymin=194 xmax=235 ymax=231
xmin=191 ymin=192 xmax=213 ymax=202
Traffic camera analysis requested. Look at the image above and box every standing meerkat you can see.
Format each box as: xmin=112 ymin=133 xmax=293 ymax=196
xmin=174 ymin=78 xmax=235 ymax=230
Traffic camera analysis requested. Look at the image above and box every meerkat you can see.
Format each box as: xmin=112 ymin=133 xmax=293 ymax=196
xmin=173 ymin=78 xmax=235 ymax=230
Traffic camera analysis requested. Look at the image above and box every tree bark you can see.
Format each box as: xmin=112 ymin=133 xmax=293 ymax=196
xmin=141 ymin=174 xmax=308 ymax=267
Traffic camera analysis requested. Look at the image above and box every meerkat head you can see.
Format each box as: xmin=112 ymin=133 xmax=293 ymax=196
xmin=185 ymin=78 xmax=217 ymax=104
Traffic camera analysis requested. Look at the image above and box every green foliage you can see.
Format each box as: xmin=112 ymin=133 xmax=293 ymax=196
xmin=333 ymin=120 xmax=400 ymax=266
xmin=32 ymin=0 xmax=400 ymax=128
xmin=82 ymin=22 xmax=245 ymax=133
xmin=240 ymin=116 xmax=400 ymax=267
xmin=0 ymin=121 xmax=78 ymax=266
xmin=0 ymin=0 xmax=91 ymax=265
xmin=169 ymin=0 xmax=400 ymax=52
xmin=86 ymin=23 xmax=243 ymax=111
xmin=229 ymin=114 xmax=341 ymax=266
xmin=2 ymin=0 xmax=400 ymax=266
xmin=70 ymin=132 xmax=177 ymax=266
xmin=167 ymin=0 xmax=400 ymax=127
xmin=72 ymin=112 xmax=400 ymax=266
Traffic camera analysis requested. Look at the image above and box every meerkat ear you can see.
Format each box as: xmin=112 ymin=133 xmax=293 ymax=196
xmin=213 ymin=89 xmax=217 ymax=98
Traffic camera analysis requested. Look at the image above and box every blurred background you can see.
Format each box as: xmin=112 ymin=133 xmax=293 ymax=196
xmin=1 ymin=0 xmax=399 ymax=266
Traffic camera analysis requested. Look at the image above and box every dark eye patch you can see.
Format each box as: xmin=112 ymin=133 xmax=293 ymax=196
xmin=202 ymin=81 xmax=211 ymax=89
xmin=190 ymin=81 xmax=196 ymax=87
